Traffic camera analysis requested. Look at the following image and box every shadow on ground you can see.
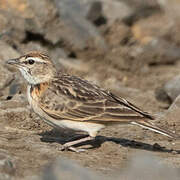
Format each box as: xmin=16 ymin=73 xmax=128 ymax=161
xmin=39 ymin=130 xmax=180 ymax=154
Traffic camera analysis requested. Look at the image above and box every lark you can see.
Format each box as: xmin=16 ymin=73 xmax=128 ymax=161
xmin=7 ymin=52 xmax=179 ymax=152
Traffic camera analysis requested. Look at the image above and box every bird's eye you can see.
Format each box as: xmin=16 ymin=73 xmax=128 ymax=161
xmin=28 ymin=59 xmax=35 ymax=65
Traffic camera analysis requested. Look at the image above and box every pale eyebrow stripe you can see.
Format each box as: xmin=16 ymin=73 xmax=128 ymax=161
xmin=26 ymin=57 xmax=51 ymax=64
xmin=26 ymin=57 xmax=46 ymax=62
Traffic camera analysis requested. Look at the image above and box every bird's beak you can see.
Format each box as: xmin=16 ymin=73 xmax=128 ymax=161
xmin=6 ymin=58 xmax=20 ymax=65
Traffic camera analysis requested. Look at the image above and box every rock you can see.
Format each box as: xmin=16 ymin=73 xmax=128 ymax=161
xmin=160 ymin=94 xmax=180 ymax=133
xmin=79 ymin=0 xmax=103 ymax=23
xmin=41 ymin=158 xmax=102 ymax=180
xmin=0 ymin=14 xmax=10 ymax=37
xmin=57 ymin=58 xmax=90 ymax=73
xmin=1 ymin=0 xmax=107 ymax=57
xmin=0 ymin=41 xmax=20 ymax=61
xmin=99 ymin=0 xmax=133 ymax=25
xmin=158 ymin=0 xmax=180 ymax=49
xmin=98 ymin=0 xmax=160 ymax=27
xmin=132 ymin=14 xmax=172 ymax=44
xmin=50 ymin=48 xmax=67 ymax=61
xmin=129 ymin=38 xmax=180 ymax=65
xmin=0 ymin=41 xmax=20 ymax=97
xmin=160 ymin=0 xmax=180 ymax=18
xmin=0 ymin=63 xmax=14 ymax=91
xmin=104 ymin=77 xmax=141 ymax=98
xmin=0 ymin=151 xmax=15 ymax=180
xmin=118 ymin=153 xmax=180 ymax=180
xmin=166 ymin=94 xmax=180 ymax=112
xmin=102 ymin=3 xmax=180 ymax=71
xmin=52 ymin=0 xmax=107 ymax=50
xmin=155 ymin=75 xmax=180 ymax=103
xmin=155 ymin=87 xmax=171 ymax=104
xmin=163 ymin=75 xmax=180 ymax=102
xmin=131 ymin=0 xmax=180 ymax=52
xmin=123 ymin=0 xmax=161 ymax=26
xmin=29 ymin=153 xmax=180 ymax=180
xmin=26 ymin=0 xmax=107 ymax=50
xmin=0 ymin=42 xmax=28 ymax=99
xmin=0 ymin=73 xmax=26 ymax=101
xmin=25 ymin=0 xmax=56 ymax=33
xmin=0 ymin=0 xmax=30 ymax=42
xmin=105 ymin=21 xmax=131 ymax=47
xmin=125 ymin=0 xmax=160 ymax=9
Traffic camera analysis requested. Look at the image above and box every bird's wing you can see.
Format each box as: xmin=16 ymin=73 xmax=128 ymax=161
xmin=38 ymin=74 xmax=154 ymax=123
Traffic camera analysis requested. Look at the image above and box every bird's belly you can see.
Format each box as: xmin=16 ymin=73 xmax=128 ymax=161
xmin=27 ymin=86 xmax=104 ymax=136
xmin=52 ymin=119 xmax=105 ymax=137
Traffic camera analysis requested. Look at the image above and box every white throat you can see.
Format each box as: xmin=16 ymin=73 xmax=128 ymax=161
xmin=19 ymin=67 xmax=45 ymax=85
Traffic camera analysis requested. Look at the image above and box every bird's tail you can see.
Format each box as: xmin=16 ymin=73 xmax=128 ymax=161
xmin=131 ymin=120 xmax=179 ymax=139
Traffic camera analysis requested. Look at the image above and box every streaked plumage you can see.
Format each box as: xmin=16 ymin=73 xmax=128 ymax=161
xmin=7 ymin=52 xmax=179 ymax=152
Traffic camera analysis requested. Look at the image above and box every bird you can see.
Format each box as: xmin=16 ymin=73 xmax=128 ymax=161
xmin=7 ymin=51 xmax=179 ymax=152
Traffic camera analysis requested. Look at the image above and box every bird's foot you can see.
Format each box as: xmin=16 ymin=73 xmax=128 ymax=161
xmin=59 ymin=136 xmax=94 ymax=152
xmin=59 ymin=145 xmax=86 ymax=153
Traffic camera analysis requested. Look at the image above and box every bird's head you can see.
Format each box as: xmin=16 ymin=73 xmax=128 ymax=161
xmin=7 ymin=52 xmax=56 ymax=84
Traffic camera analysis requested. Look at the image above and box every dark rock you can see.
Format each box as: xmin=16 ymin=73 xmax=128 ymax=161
xmin=79 ymin=0 xmax=103 ymax=23
xmin=155 ymin=88 xmax=171 ymax=104
xmin=163 ymin=75 xmax=180 ymax=102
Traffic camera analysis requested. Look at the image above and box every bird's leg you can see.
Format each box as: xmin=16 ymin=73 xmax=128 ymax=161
xmin=60 ymin=136 xmax=95 ymax=152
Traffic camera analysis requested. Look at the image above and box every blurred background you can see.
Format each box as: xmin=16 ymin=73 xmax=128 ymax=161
xmin=0 ymin=0 xmax=180 ymax=179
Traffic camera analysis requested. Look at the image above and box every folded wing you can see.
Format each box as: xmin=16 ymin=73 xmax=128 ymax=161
xmin=38 ymin=74 xmax=154 ymax=123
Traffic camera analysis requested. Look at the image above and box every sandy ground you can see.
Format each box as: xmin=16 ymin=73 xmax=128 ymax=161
xmin=1 ymin=59 xmax=180 ymax=179
xmin=1 ymin=0 xmax=180 ymax=179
